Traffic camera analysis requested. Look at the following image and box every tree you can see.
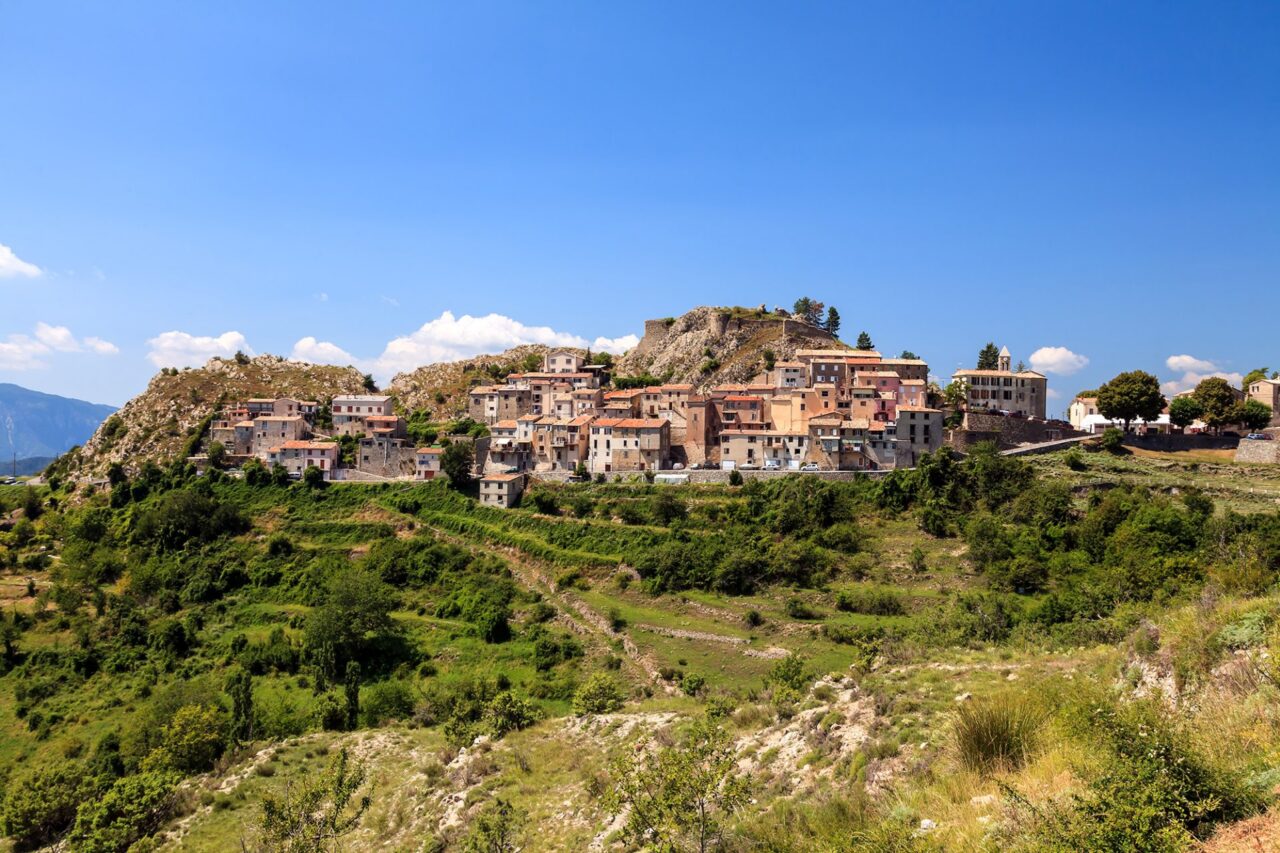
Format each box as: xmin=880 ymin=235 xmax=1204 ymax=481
xmin=1193 ymin=377 xmax=1239 ymax=433
xmin=0 ymin=761 xmax=92 ymax=849
xmin=1243 ymin=367 xmax=1270 ymax=389
xmin=441 ymin=442 xmax=475 ymax=489
xmin=462 ymin=798 xmax=524 ymax=853
xmin=1238 ymin=399 xmax=1272 ymax=432
xmin=899 ymin=350 xmax=919 ymax=359
xmin=302 ymin=465 xmax=326 ymax=490
xmin=604 ymin=715 xmax=750 ymax=853
xmin=762 ymin=349 xmax=776 ymax=372
xmin=1168 ymin=396 xmax=1203 ymax=430
xmin=943 ymin=379 xmax=970 ymax=411
xmin=152 ymin=704 xmax=226 ymax=773
xmin=258 ymin=747 xmax=371 ymax=852
xmin=304 ymin=568 xmax=397 ymax=679
xmin=1096 ymin=371 xmax=1166 ymax=431
xmin=824 ymin=306 xmax=841 ymax=337
xmin=977 ymin=343 xmax=1000 ymax=371
xmin=855 ymin=331 xmax=873 ymax=351
xmin=572 ymin=673 xmax=625 ymax=715
xmin=344 ymin=661 xmax=361 ymax=731
xmin=791 ymin=297 xmax=823 ymax=325
xmin=361 ymin=373 xmax=377 ymax=393
xmin=206 ymin=441 xmax=227 ymax=469
xmin=227 ymin=668 xmax=254 ymax=747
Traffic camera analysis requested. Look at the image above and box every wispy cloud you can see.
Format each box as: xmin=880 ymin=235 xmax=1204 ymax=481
xmin=1166 ymin=354 xmax=1217 ymax=374
xmin=0 ymin=243 xmax=42 ymax=279
xmin=146 ymin=330 xmax=250 ymax=368
xmin=1029 ymin=346 xmax=1089 ymax=376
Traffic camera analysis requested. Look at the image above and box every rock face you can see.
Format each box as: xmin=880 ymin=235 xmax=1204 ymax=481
xmin=616 ymin=306 xmax=841 ymax=388
xmin=61 ymin=355 xmax=369 ymax=478
xmin=388 ymin=344 xmax=567 ymax=420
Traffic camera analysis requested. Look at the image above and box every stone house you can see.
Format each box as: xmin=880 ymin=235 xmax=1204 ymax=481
xmin=468 ymin=385 xmax=532 ymax=425
xmin=1068 ymin=396 xmax=1100 ymax=431
xmin=487 ymin=420 xmax=531 ymax=472
xmin=1248 ymin=379 xmax=1280 ymax=417
xmin=252 ymin=416 xmax=311 ymax=457
xmin=587 ymin=418 xmax=670 ymax=473
xmin=953 ymin=349 xmax=1047 ymax=419
xmin=267 ymin=440 xmax=339 ymax=480
xmin=356 ymin=435 xmax=417 ymax=478
xmin=332 ymin=395 xmax=395 ymax=436
xmin=543 ymin=349 xmax=585 ymax=374
xmin=272 ymin=398 xmax=318 ymax=419
xmin=896 ymin=406 xmax=943 ymax=465
xmin=531 ymin=415 xmax=592 ymax=471
xmin=479 ymin=472 xmax=525 ymax=508
xmin=416 ymin=447 xmax=443 ymax=480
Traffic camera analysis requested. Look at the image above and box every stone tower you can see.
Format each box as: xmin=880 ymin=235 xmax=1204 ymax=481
xmin=998 ymin=346 xmax=1011 ymax=372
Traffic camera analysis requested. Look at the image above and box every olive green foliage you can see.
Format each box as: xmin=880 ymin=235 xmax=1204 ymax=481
xmin=1097 ymin=370 xmax=1166 ymax=429
xmin=258 ymin=747 xmax=371 ymax=852
xmin=0 ymin=762 xmax=96 ymax=850
xmin=304 ymin=567 xmax=398 ymax=679
xmin=65 ymin=768 xmax=180 ymax=853
xmin=441 ymin=441 xmax=475 ymax=488
xmin=1019 ymin=692 xmax=1260 ymax=851
xmin=462 ymin=798 xmax=525 ymax=853
xmin=605 ymin=715 xmax=751 ymax=853
xmin=572 ymin=672 xmax=625 ymax=715
xmin=149 ymin=703 xmax=226 ymax=773
xmin=952 ymin=694 xmax=1045 ymax=774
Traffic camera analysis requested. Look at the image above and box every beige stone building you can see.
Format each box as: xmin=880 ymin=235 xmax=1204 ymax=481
xmin=252 ymin=415 xmax=311 ymax=456
xmin=468 ymin=385 xmax=532 ymax=424
xmin=1248 ymin=379 xmax=1280 ymax=415
xmin=267 ymin=440 xmax=339 ymax=480
xmin=331 ymin=395 xmax=395 ymax=436
xmin=479 ymin=472 xmax=525 ymax=508
xmin=1068 ymin=396 xmax=1100 ymax=431
xmin=415 ymin=447 xmax=442 ymax=480
xmin=952 ymin=348 xmax=1047 ymax=419
xmin=587 ymin=418 xmax=670 ymax=473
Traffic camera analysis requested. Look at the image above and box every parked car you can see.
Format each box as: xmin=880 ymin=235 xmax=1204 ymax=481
xmin=799 ymin=463 xmax=820 ymax=472
xmin=763 ymin=459 xmax=781 ymax=470
xmin=1246 ymin=433 xmax=1273 ymax=441
xmin=1 ymin=477 xmax=15 ymax=485
xmin=740 ymin=462 xmax=760 ymax=470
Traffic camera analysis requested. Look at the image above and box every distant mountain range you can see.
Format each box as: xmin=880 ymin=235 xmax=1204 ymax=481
xmin=0 ymin=383 xmax=116 ymax=467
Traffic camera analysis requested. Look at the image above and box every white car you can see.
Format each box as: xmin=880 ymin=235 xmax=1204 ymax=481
xmin=799 ymin=463 xmax=820 ymax=472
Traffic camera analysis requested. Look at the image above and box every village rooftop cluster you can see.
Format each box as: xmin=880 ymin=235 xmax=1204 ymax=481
xmin=197 ymin=332 xmax=1064 ymax=507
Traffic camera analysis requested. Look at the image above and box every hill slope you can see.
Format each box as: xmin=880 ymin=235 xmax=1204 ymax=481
xmin=388 ymin=344 xmax=559 ymax=419
xmin=0 ymin=382 xmax=115 ymax=459
xmin=58 ymin=355 xmax=369 ymax=477
xmin=616 ymin=305 xmax=844 ymax=387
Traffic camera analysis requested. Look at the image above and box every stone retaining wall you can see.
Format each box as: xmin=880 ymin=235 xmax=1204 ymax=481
xmin=530 ymin=468 xmax=888 ymax=485
xmin=1235 ymin=439 xmax=1280 ymax=464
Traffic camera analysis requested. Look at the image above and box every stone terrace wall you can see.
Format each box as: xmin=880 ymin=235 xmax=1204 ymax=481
xmin=531 ymin=468 xmax=887 ymax=485
xmin=959 ymin=412 xmax=1085 ymax=449
xmin=1235 ymin=439 xmax=1280 ymax=464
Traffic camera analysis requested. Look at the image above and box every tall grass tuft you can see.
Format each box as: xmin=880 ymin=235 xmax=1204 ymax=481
xmin=952 ymin=693 xmax=1045 ymax=775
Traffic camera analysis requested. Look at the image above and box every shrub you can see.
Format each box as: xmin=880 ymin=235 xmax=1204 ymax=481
xmin=483 ymin=691 xmax=539 ymax=737
xmin=0 ymin=761 xmax=94 ymax=849
xmin=66 ymin=768 xmax=180 ymax=853
xmin=765 ymin=654 xmax=809 ymax=693
xmin=744 ymin=609 xmax=764 ymax=628
xmin=1100 ymin=427 xmax=1125 ymax=454
xmin=952 ymin=693 xmax=1045 ymax=775
xmin=835 ymin=588 xmax=904 ymax=617
xmin=728 ymin=469 xmax=744 ymax=487
xmin=572 ymin=673 xmax=625 ymax=715
xmin=784 ymin=597 xmax=821 ymax=620
xmin=361 ymin=680 xmax=416 ymax=726
xmin=152 ymin=704 xmax=226 ymax=774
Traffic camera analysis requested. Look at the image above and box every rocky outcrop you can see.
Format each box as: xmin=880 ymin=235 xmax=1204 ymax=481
xmin=616 ymin=306 xmax=841 ymax=388
xmin=61 ymin=355 xmax=368 ymax=478
xmin=388 ymin=345 xmax=575 ymax=419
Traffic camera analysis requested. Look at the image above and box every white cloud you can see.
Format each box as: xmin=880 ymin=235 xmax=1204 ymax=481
xmin=290 ymin=336 xmax=356 ymax=366
xmin=1162 ymin=370 xmax=1244 ymax=396
xmin=315 ymin=292 xmax=329 ymax=302
xmin=1029 ymin=346 xmax=1089 ymax=376
xmin=84 ymin=336 xmax=119 ymax=355
xmin=1160 ymin=354 xmax=1243 ymax=395
xmin=0 ymin=243 xmax=42 ymax=279
xmin=0 ymin=322 xmax=117 ymax=370
xmin=592 ymin=334 xmax=641 ymax=354
xmin=1166 ymin=354 xmax=1217 ymax=374
xmin=146 ymin=330 xmax=250 ymax=368
xmin=285 ymin=312 xmax=639 ymax=380
xmin=0 ymin=334 xmax=48 ymax=370
xmin=34 ymin=322 xmax=83 ymax=352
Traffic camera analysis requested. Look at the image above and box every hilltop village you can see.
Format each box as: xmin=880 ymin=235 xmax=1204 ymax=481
xmin=191 ymin=308 xmax=1073 ymax=507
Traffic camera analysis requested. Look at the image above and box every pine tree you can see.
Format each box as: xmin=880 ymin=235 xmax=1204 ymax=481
xmin=824 ymin=306 xmax=841 ymax=336
xmin=977 ymin=343 xmax=1000 ymax=370
xmin=856 ymin=331 xmax=873 ymax=350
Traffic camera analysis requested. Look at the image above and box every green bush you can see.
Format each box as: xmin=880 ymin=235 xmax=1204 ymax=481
xmin=361 ymin=680 xmax=416 ymax=726
xmin=65 ymin=769 xmax=179 ymax=853
xmin=1099 ymin=427 xmax=1125 ymax=454
xmin=0 ymin=761 xmax=95 ymax=849
xmin=483 ymin=691 xmax=539 ymax=737
xmin=572 ymin=673 xmax=625 ymax=715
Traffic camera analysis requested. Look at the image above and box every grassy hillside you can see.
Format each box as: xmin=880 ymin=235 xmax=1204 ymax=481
xmin=3 ymin=444 xmax=1280 ymax=850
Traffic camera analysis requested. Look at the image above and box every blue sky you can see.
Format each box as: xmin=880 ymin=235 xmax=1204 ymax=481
xmin=2 ymin=2 xmax=1277 ymax=410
